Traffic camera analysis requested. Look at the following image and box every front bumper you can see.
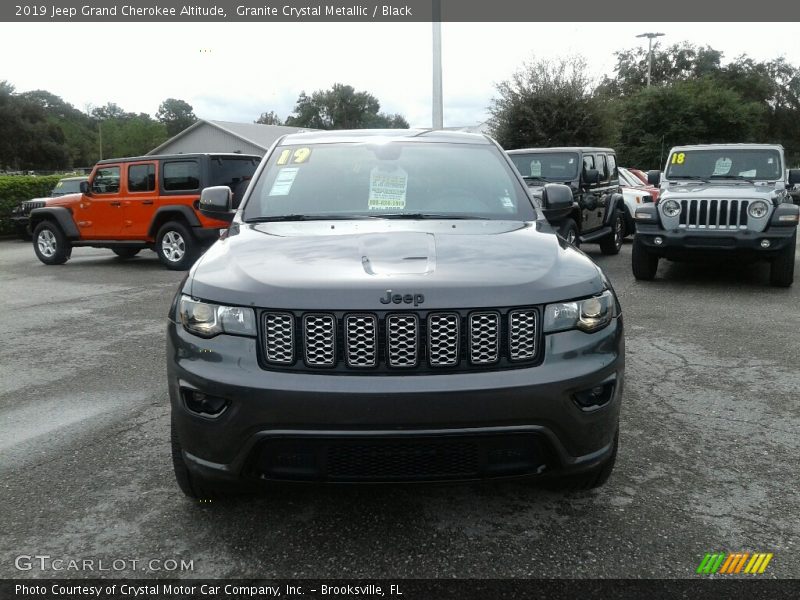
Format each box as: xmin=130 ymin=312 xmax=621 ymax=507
xmin=636 ymin=223 xmax=797 ymax=258
xmin=167 ymin=315 xmax=624 ymax=484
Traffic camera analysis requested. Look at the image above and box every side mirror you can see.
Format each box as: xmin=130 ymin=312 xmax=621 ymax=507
xmin=199 ymin=186 xmax=234 ymax=222
xmin=582 ymin=168 xmax=600 ymax=186
xmin=540 ymin=183 xmax=574 ymax=223
xmin=647 ymin=170 xmax=661 ymax=186
xmin=79 ymin=181 xmax=91 ymax=194
xmin=788 ymin=169 xmax=800 ymax=186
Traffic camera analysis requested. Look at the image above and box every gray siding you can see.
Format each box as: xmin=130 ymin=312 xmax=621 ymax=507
xmin=153 ymin=125 xmax=266 ymax=156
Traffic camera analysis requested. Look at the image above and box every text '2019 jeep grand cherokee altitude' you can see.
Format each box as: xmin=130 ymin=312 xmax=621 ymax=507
xmin=167 ymin=130 xmax=624 ymax=498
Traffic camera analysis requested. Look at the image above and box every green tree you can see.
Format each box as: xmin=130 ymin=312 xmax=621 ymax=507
xmin=489 ymin=56 xmax=612 ymax=149
xmin=0 ymin=82 xmax=70 ymax=170
xmin=255 ymin=110 xmax=283 ymax=125
xmin=156 ymin=98 xmax=197 ymax=136
xmin=99 ymin=114 xmax=168 ymax=158
xmin=599 ymin=43 xmax=723 ymax=96
xmin=600 ymin=42 xmax=800 ymax=165
xmin=285 ymin=84 xmax=409 ymax=130
xmin=617 ymin=78 xmax=766 ymax=169
xmin=21 ymin=90 xmax=98 ymax=167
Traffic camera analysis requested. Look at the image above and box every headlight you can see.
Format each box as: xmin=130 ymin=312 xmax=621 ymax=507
xmin=543 ymin=290 xmax=617 ymax=333
xmin=178 ymin=296 xmax=256 ymax=338
xmin=661 ymin=199 xmax=681 ymax=218
xmin=748 ymin=201 xmax=769 ymax=218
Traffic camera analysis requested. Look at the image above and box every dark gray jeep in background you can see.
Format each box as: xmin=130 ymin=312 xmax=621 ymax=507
xmin=633 ymin=144 xmax=800 ymax=287
xmin=167 ymin=130 xmax=624 ymax=499
xmin=507 ymin=147 xmax=626 ymax=254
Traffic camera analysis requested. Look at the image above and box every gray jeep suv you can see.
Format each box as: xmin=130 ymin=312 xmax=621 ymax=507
xmin=633 ymin=144 xmax=800 ymax=287
xmin=167 ymin=130 xmax=624 ymax=498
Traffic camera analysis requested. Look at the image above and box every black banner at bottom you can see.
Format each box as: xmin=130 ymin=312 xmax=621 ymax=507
xmin=3 ymin=579 xmax=800 ymax=600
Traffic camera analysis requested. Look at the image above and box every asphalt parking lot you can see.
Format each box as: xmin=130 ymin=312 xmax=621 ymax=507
xmin=1 ymin=235 xmax=799 ymax=579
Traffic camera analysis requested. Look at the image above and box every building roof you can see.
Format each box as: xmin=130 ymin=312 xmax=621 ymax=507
xmin=147 ymin=119 xmax=316 ymax=155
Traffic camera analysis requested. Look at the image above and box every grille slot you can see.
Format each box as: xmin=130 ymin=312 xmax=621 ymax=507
xmin=345 ymin=314 xmax=377 ymax=368
xmin=386 ymin=314 xmax=419 ymax=368
xmin=679 ymin=199 xmax=749 ymax=229
xmin=509 ymin=310 xmax=537 ymax=361
xmin=263 ymin=312 xmax=294 ymax=364
xmin=469 ymin=312 xmax=500 ymax=365
xmin=303 ymin=314 xmax=336 ymax=367
xmin=428 ymin=313 xmax=460 ymax=366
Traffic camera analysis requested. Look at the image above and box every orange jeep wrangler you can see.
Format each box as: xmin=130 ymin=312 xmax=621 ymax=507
xmin=29 ymin=153 xmax=261 ymax=270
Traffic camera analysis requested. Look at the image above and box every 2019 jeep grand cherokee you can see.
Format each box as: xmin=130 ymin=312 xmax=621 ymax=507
xmin=633 ymin=144 xmax=800 ymax=287
xmin=167 ymin=130 xmax=624 ymax=498
xmin=28 ymin=153 xmax=260 ymax=270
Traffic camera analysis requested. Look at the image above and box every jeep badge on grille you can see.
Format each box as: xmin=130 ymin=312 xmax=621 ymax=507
xmin=380 ymin=290 xmax=425 ymax=306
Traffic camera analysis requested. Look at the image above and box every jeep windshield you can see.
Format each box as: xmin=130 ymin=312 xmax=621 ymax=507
xmin=665 ymin=148 xmax=783 ymax=181
xmin=509 ymin=152 xmax=579 ymax=182
xmin=243 ymin=141 xmax=536 ymax=222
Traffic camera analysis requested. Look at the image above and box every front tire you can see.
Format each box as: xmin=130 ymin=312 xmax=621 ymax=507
xmin=559 ymin=218 xmax=580 ymax=248
xmin=770 ymin=230 xmax=796 ymax=287
xmin=632 ymin=235 xmax=659 ymax=280
xmin=599 ymin=211 xmax=624 ymax=255
xmin=155 ymin=221 xmax=199 ymax=271
xmin=32 ymin=221 xmax=71 ymax=265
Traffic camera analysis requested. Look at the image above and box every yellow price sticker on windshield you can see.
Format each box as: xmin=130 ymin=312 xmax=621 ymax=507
xmin=275 ymin=147 xmax=312 ymax=166
xmin=671 ymin=152 xmax=686 ymax=165
xmin=292 ymin=147 xmax=311 ymax=164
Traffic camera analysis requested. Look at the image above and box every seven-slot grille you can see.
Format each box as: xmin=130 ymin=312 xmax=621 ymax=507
xmin=21 ymin=200 xmax=46 ymax=214
xmin=261 ymin=308 xmax=540 ymax=372
xmin=678 ymin=199 xmax=750 ymax=229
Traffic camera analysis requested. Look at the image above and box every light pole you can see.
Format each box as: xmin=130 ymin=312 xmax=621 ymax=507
xmin=636 ymin=32 xmax=664 ymax=87
xmin=432 ymin=0 xmax=443 ymax=129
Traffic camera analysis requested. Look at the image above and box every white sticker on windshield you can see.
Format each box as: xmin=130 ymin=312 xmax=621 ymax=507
xmin=368 ymin=167 xmax=408 ymax=210
xmin=268 ymin=167 xmax=299 ymax=196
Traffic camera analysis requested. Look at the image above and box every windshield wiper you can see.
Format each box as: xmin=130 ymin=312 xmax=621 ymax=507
xmin=245 ymin=214 xmax=377 ymax=223
xmin=374 ymin=212 xmax=492 ymax=220
xmin=708 ymin=175 xmax=756 ymax=182
xmin=670 ymin=175 xmax=709 ymax=181
xmin=522 ymin=175 xmax=549 ymax=182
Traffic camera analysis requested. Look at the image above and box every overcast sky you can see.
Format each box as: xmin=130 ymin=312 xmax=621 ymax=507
xmin=2 ymin=22 xmax=799 ymax=128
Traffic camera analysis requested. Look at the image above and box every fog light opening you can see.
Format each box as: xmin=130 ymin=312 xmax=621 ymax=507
xmin=760 ymin=239 xmax=771 ymax=248
xmin=182 ymin=389 xmax=229 ymax=417
xmin=572 ymin=381 xmax=615 ymax=410
xmin=654 ymin=236 xmax=664 ymax=246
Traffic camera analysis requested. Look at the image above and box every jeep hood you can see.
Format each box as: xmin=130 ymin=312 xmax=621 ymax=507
xmin=188 ymin=220 xmax=605 ymax=309
xmin=660 ymin=182 xmax=779 ymax=201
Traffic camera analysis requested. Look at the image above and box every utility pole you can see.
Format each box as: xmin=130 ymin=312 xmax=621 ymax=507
xmin=432 ymin=0 xmax=443 ymax=129
xmin=636 ymin=32 xmax=665 ymax=87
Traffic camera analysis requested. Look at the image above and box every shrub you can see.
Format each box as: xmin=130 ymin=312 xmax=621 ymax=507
xmin=0 ymin=175 xmax=64 ymax=235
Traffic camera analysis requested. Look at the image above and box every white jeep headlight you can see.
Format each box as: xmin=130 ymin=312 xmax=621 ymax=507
xmin=179 ymin=296 xmax=256 ymax=338
xmin=748 ymin=201 xmax=769 ymax=219
xmin=661 ymin=200 xmax=681 ymax=218
xmin=543 ymin=289 xmax=617 ymax=333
